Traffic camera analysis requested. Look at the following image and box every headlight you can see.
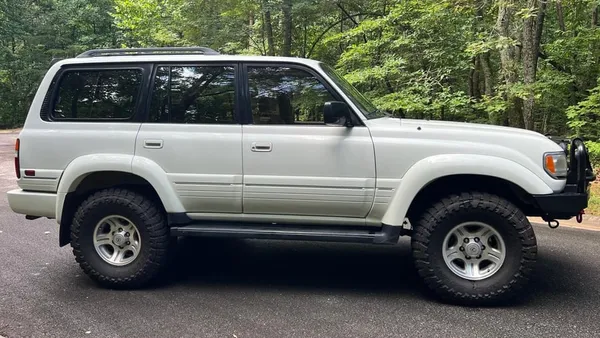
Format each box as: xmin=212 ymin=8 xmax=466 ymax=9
xmin=543 ymin=152 xmax=568 ymax=179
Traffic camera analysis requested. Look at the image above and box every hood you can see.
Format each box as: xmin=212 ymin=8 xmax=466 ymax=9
xmin=364 ymin=116 xmax=565 ymax=191
xmin=365 ymin=117 xmax=561 ymax=149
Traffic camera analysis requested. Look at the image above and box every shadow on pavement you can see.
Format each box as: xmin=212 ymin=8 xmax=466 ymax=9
xmin=163 ymin=236 xmax=429 ymax=297
xmin=57 ymin=235 xmax=593 ymax=308
xmin=158 ymin=236 xmax=592 ymax=305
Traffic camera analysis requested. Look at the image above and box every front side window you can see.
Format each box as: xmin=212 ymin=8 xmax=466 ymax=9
xmin=247 ymin=66 xmax=336 ymax=125
xmin=52 ymin=69 xmax=142 ymax=120
xmin=149 ymin=65 xmax=236 ymax=124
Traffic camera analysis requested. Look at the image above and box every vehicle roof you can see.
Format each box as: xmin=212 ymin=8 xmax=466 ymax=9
xmin=53 ymin=54 xmax=325 ymax=68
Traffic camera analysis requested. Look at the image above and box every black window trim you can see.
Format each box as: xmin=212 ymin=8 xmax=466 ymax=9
xmin=144 ymin=62 xmax=241 ymax=125
xmin=241 ymin=61 xmax=365 ymax=127
xmin=45 ymin=63 xmax=150 ymax=123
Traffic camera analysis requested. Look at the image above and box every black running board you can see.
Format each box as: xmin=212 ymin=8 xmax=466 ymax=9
xmin=170 ymin=223 xmax=402 ymax=244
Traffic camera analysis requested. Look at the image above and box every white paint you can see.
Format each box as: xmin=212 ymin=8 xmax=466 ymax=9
xmin=135 ymin=123 xmax=243 ymax=213
xmin=242 ymin=124 xmax=375 ymax=217
xmin=7 ymin=53 xmax=569 ymax=229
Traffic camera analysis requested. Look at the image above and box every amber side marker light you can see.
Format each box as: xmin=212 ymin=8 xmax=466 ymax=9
xmin=14 ymin=138 xmax=20 ymax=179
xmin=544 ymin=154 xmax=556 ymax=175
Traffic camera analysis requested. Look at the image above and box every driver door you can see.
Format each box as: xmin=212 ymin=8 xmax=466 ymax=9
xmin=241 ymin=63 xmax=376 ymax=218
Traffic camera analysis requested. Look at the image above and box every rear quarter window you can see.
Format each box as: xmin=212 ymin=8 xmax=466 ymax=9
xmin=50 ymin=68 xmax=143 ymax=120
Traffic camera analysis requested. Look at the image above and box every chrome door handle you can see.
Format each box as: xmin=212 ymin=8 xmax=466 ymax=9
xmin=251 ymin=142 xmax=272 ymax=152
xmin=144 ymin=139 xmax=163 ymax=149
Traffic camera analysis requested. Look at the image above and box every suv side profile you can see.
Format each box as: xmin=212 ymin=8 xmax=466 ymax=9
xmin=7 ymin=47 xmax=595 ymax=305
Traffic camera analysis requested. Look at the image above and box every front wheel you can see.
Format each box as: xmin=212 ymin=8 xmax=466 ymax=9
xmin=411 ymin=192 xmax=537 ymax=305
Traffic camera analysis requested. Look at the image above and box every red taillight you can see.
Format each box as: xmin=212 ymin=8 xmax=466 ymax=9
xmin=15 ymin=138 xmax=20 ymax=179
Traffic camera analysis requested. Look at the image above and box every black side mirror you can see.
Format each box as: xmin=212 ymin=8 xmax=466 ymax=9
xmin=324 ymin=101 xmax=353 ymax=127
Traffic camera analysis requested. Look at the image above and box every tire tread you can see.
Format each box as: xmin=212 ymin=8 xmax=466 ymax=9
xmin=411 ymin=191 xmax=537 ymax=305
xmin=70 ymin=188 xmax=171 ymax=288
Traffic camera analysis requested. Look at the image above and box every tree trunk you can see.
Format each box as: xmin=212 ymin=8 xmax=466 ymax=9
xmin=468 ymin=64 xmax=475 ymax=98
xmin=593 ymin=5 xmax=599 ymax=27
xmin=469 ymin=57 xmax=481 ymax=98
xmin=263 ymin=1 xmax=275 ymax=56
xmin=495 ymin=0 xmax=519 ymax=126
xmin=282 ymin=0 xmax=292 ymax=56
xmin=522 ymin=0 xmax=547 ymax=130
xmin=248 ymin=12 xmax=254 ymax=50
xmin=480 ymin=52 xmax=493 ymax=97
xmin=556 ymin=0 xmax=566 ymax=32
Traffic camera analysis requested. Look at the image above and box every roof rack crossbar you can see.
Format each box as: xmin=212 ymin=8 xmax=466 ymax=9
xmin=76 ymin=47 xmax=220 ymax=58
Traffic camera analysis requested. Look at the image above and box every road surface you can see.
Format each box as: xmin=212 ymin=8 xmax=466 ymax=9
xmin=1 ymin=132 xmax=599 ymax=338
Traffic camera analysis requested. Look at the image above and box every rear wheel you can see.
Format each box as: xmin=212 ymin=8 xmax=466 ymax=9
xmin=70 ymin=188 xmax=172 ymax=288
xmin=411 ymin=192 xmax=537 ymax=305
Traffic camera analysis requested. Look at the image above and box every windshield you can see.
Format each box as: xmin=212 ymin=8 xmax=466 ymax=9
xmin=319 ymin=63 xmax=389 ymax=119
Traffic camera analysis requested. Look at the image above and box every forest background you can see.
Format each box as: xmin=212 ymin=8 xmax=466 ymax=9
xmin=2 ymin=0 xmax=600 ymax=211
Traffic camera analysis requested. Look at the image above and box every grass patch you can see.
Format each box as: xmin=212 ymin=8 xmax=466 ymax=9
xmin=588 ymin=182 xmax=600 ymax=215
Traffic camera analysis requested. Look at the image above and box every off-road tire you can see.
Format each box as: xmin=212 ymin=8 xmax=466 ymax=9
xmin=411 ymin=191 xmax=537 ymax=306
xmin=70 ymin=188 xmax=172 ymax=288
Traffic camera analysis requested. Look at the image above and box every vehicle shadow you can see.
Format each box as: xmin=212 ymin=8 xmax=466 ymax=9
xmin=162 ymin=236 xmax=430 ymax=298
xmin=157 ymin=236 xmax=593 ymax=307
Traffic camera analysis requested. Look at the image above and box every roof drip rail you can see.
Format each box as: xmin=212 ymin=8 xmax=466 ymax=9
xmin=76 ymin=47 xmax=220 ymax=58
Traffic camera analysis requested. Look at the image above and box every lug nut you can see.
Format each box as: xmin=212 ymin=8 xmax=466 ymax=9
xmin=463 ymin=238 xmax=469 ymax=243
xmin=126 ymin=241 xmax=130 ymax=245
xmin=118 ymin=228 xmax=123 ymax=232
xmin=476 ymin=255 xmax=481 ymax=259
xmin=459 ymin=246 xmax=465 ymax=251
xmin=474 ymin=237 xmax=480 ymax=243
xmin=481 ymin=245 xmax=486 ymax=250
xmin=465 ymin=256 xmax=471 ymax=260
xmin=125 ymin=232 xmax=130 ymax=237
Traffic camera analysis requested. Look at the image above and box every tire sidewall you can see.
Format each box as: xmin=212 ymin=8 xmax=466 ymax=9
xmin=75 ymin=195 xmax=155 ymax=280
xmin=427 ymin=204 xmax=524 ymax=294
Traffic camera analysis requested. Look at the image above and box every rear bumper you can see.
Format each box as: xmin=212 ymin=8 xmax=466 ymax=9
xmin=7 ymin=189 xmax=57 ymax=219
xmin=533 ymin=138 xmax=595 ymax=220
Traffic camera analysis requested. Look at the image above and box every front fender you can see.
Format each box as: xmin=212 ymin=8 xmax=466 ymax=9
xmin=380 ymin=154 xmax=555 ymax=226
xmin=55 ymin=154 xmax=184 ymax=224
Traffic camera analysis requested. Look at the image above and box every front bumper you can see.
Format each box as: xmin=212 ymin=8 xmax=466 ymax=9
xmin=533 ymin=138 xmax=595 ymax=220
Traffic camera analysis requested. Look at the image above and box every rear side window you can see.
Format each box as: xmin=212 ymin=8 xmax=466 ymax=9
xmin=149 ymin=65 xmax=236 ymax=124
xmin=52 ymin=69 xmax=142 ymax=120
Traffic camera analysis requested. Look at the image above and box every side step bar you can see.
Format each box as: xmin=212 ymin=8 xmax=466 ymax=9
xmin=170 ymin=223 xmax=403 ymax=244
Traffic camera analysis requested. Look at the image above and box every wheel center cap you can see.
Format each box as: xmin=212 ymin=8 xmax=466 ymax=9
xmin=465 ymin=242 xmax=482 ymax=256
xmin=113 ymin=233 xmax=126 ymax=246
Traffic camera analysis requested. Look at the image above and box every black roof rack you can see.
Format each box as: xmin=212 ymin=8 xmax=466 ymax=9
xmin=76 ymin=47 xmax=220 ymax=58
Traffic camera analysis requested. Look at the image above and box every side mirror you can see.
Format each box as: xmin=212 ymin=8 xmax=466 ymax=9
xmin=324 ymin=101 xmax=353 ymax=127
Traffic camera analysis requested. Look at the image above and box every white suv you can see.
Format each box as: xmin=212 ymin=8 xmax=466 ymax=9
xmin=7 ymin=47 xmax=595 ymax=305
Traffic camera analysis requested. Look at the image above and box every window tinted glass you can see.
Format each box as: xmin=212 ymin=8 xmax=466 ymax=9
xmin=150 ymin=65 xmax=236 ymax=124
xmin=319 ymin=63 xmax=383 ymax=118
xmin=52 ymin=69 xmax=142 ymax=120
xmin=247 ymin=66 xmax=336 ymax=124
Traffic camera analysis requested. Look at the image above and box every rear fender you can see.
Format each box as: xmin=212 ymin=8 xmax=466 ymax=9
xmin=55 ymin=154 xmax=184 ymax=224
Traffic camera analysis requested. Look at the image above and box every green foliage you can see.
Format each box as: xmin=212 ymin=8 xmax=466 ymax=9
xmin=567 ymin=82 xmax=600 ymax=141
xmin=1 ymin=0 xmax=600 ymax=143
xmin=585 ymin=141 xmax=600 ymax=168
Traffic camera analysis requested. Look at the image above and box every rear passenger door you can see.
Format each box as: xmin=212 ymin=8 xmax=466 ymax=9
xmin=135 ymin=63 xmax=243 ymax=213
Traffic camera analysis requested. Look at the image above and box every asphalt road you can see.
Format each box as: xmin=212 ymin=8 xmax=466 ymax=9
xmin=1 ymin=132 xmax=600 ymax=338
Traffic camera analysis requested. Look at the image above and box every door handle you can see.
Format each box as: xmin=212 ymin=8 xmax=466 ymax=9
xmin=143 ymin=139 xmax=163 ymax=149
xmin=251 ymin=142 xmax=272 ymax=152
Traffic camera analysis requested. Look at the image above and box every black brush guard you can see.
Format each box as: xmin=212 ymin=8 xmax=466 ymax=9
xmin=533 ymin=137 xmax=596 ymax=221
